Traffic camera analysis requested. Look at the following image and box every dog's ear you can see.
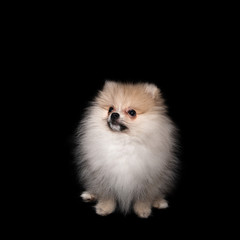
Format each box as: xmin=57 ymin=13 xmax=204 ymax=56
xmin=103 ymin=80 xmax=118 ymax=91
xmin=144 ymin=83 xmax=161 ymax=99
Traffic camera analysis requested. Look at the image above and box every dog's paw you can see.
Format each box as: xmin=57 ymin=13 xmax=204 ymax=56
xmin=133 ymin=202 xmax=152 ymax=218
xmin=152 ymin=199 xmax=169 ymax=209
xmin=135 ymin=208 xmax=152 ymax=218
xmin=95 ymin=200 xmax=116 ymax=216
xmin=81 ymin=191 xmax=96 ymax=202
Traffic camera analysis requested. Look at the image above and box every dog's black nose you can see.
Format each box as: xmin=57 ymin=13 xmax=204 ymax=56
xmin=111 ymin=112 xmax=120 ymax=120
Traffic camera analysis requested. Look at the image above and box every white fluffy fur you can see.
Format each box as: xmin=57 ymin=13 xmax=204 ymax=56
xmin=75 ymin=81 xmax=178 ymax=216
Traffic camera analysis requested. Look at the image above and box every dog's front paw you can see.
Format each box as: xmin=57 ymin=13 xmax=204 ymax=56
xmin=133 ymin=202 xmax=152 ymax=218
xmin=95 ymin=199 xmax=116 ymax=216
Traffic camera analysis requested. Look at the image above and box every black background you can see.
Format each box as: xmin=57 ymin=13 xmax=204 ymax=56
xmin=25 ymin=61 xmax=224 ymax=236
xmin=11 ymin=20 xmax=233 ymax=236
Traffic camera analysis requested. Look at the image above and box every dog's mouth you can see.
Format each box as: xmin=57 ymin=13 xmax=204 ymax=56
xmin=108 ymin=120 xmax=128 ymax=132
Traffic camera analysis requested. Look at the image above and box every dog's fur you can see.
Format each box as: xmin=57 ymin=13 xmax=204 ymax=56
xmin=75 ymin=81 xmax=178 ymax=218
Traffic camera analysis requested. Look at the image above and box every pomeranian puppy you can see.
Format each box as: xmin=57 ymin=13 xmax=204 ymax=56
xmin=75 ymin=81 xmax=178 ymax=218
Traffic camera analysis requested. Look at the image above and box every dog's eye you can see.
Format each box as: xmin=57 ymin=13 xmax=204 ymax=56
xmin=109 ymin=107 xmax=114 ymax=113
xmin=128 ymin=109 xmax=136 ymax=117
